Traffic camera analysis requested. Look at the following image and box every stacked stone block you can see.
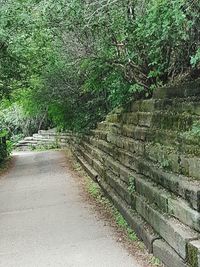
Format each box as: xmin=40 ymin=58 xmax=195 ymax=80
xmin=73 ymin=80 xmax=200 ymax=267
xmin=16 ymin=129 xmax=71 ymax=150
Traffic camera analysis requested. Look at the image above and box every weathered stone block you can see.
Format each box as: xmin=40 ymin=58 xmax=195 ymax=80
xmin=119 ymin=164 xmax=136 ymax=185
xmin=79 ymin=147 xmax=93 ymax=166
xmin=108 ymin=123 xmax=122 ymax=135
xmin=153 ymin=79 xmax=200 ymax=99
xmin=180 ymin=101 xmax=200 ymax=116
xmin=104 ymin=157 xmax=120 ymax=177
xmin=121 ymin=125 xmax=135 ymax=137
xmin=106 ymin=113 xmax=121 ymax=123
xmin=193 ymin=102 xmax=200 ymax=116
xmin=138 ymin=160 xmax=200 ymax=211
xmin=168 ymin=197 xmax=200 ymax=232
xmin=115 ymin=149 xmax=141 ymax=173
xmin=154 ymin=99 xmax=174 ymax=110
xmin=100 ymin=180 xmax=159 ymax=253
xmin=122 ymin=125 xmax=148 ymax=140
xmin=145 ymin=129 xmax=178 ymax=146
xmin=188 ymin=157 xmax=200 ymax=180
xmin=187 ymin=240 xmax=200 ymax=267
xmin=145 ymin=143 xmax=180 ymax=173
xmin=107 ymin=133 xmax=123 ymax=148
xmin=134 ymin=175 xmax=169 ymax=213
xmin=152 ymin=112 xmax=193 ymax=132
xmin=75 ymin=153 xmax=98 ymax=182
xmin=133 ymin=126 xmax=148 ymax=140
xmin=138 ymin=112 xmax=152 ymax=127
xmin=95 ymin=139 xmax=114 ymax=157
xmin=135 ymin=195 xmax=199 ymax=259
xmin=121 ymin=138 xmax=145 ymax=156
xmin=92 ymin=158 xmax=105 ymax=177
xmin=130 ymin=100 xmax=141 ymax=112
xmin=179 ymin=179 xmax=200 ymax=212
xmin=122 ymin=112 xmax=139 ymax=125
xmin=153 ymin=239 xmax=187 ymax=267
xmin=106 ymin=171 xmax=133 ymax=206
xmin=90 ymin=129 xmax=108 ymax=141
xmin=97 ymin=122 xmax=109 ymax=130
xmin=140 ymin=100 xmax=156 ymax=112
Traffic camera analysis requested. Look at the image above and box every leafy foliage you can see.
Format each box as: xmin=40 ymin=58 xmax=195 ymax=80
xmin=41 ymin=0 xmax=200 ymax=131
xmin=0 ymin=130 xmax=8 ymax=162
xmin=0 ymin=0 xmax=200 ymax=139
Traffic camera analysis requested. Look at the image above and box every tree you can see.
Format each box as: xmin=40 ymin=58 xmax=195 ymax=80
xmin=0 ymin=0 xmax=199 ymax=135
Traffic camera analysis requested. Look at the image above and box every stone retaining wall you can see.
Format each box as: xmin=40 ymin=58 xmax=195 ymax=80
xmin=69 ymin=80 xmax=200 ymax=267
xmin=17 ymin=79 xmax=200 ymax=267
xmin=16 ymin=129 xmax=73 ymax=150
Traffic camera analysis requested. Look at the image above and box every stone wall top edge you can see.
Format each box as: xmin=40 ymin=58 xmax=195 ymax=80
xmin=153 ymin=78 xmax=200 ymax=99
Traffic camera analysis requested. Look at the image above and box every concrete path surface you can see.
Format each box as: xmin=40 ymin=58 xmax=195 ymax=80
xmin=0 ymin=150 xmax=141 ymax=267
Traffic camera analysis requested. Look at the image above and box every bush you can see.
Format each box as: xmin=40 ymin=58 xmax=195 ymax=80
xmin=0 ymin=130 xmax=9 ymax=162
xmin=0 ymin=0 xmax=199 ymax=134
xmin=41 ymin=0 xmax=200 ymax=132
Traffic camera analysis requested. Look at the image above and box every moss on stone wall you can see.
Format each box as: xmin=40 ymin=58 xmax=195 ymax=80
xmin=59 ymin=80 xmax=200 ymax=267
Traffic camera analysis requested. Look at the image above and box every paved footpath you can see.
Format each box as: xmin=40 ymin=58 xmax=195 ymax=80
xmin=0 ymin=150 xmax=141 ymax=267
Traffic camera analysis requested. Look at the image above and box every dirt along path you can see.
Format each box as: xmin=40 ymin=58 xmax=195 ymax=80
xmin=0 ymin=150 xmax=144 ymax=267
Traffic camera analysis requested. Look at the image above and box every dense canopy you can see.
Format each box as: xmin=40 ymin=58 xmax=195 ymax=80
xmin=0 ymin=0 xmax=199 ymax=140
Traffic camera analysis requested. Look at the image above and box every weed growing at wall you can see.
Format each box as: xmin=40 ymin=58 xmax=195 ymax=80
xmin=149 ymin=256 xmax=161 ymax=266
xmin=128 ymin=176 xmax=136 ymax=194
